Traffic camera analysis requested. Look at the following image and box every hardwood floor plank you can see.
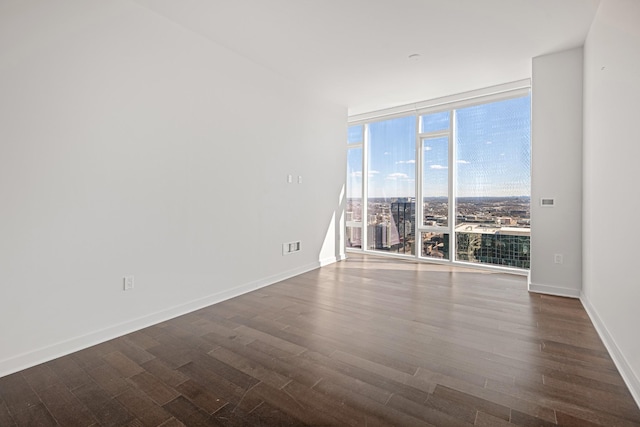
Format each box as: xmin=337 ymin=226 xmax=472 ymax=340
xmin=282 ymin=380 xmax=388 ymax=427
xmin=0 ymin=398 xmax=17 ymax=427
xmin=128 ymin=371 xmax=180 ymax=406
xmin=184 ymin=350 xmax=259 ymax=391
xmin=474 ymin=411 xmax=513 ymax=427
xmin=232 ymin=324 xmax=306 ymax=355
xmin=411 ymin=360 xmax=558 ymax=422
xmin=244 ymin=381 xmax=343 ymax=426
xmin=21 ymin=364 xmax=61 ymax=392
xmin=71 ymin=341 xmax=116 ymax=369
xmin=0 ymin=372 xmax=42 ymax=417
xmin=202 ymin=332 xmax=325 ymax=389
xmin=423 ymin=393 xmax=478 ymax=424
xmin=432 ymin=384 xmax=510 ymax=421
xmin=71 ymin=380 xmax=134 ymax=427
xmin=312 ymin=378 xmax=428 ymax=427
xmin=386 ymin=393 xmax=471 ymax=426
xmin=125 ymin=331 xmax=162 ymax=350
xmin=35 ymin=382 xmax=97 ymax=427
xmin=114 ymin=387 xmax=173 ymax=426
xmin=245 ymin=401 xmax=310 ymax=426
xmin=208 ymin=345 xmax=291 ymax=389
xmin=486 ymin=376 xmax=640 ymax=423
xmin=9 ymin=403 xmax=57 ymax=427
xmin=111 ymin=337 xmax=157 ymax=365
xmin=1 ymin=253 xmax=639 ymax=426
xmin=45 ymin=357 xmax=94 ymax=392
xmin=139 ymin=358 xmax=189 ymax=389
xmin=101 ymin=351 xmax=145 ymax=379
xmin=554 ymin=410 xmax=604 ymax=427
xmin=510 ymin=408 xmax=558 ymax=426
xmin=331 ymin=349 xmax=436 ymax=395
xmin=301 ymin=348 xmax=439 ymax=405
xmin=177 ymin=358 xmax=253 ymax=408
xmin=86 ymin=363 xmax=131 ymax=397
xmin=157 ymin=417 xmax=186 ymax=427
xmin=173 ymin=379 xmax=229 ymax=415
xmin=162 ymin=396 xmax=225 ymax=427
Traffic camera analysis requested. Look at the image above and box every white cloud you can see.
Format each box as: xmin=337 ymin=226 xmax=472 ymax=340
xmin=350 ymin=171 xmax=362 ymax=178
xmin=384 ymin=152 xmax=391 ymax=155
xmin=485 ymin=141 xmax=493 ymax=145
xmin=457 ymin=160 xmax=470 ymax=164
xmin=386 ymin=172 xmax=410 ymax=180
xmin=369 ymin=170 xmax=380 ymax=174
xmin=430 ymin=165 xmax=448 ymax=170
xmin=395 ymin=159 xmax=416 ymax=165
xmin=424 ymin=146 xmax=432 ymax=151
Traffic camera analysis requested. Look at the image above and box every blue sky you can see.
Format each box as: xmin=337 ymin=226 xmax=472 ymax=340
xmin=347 ymin=95 xmax=531 ymax=199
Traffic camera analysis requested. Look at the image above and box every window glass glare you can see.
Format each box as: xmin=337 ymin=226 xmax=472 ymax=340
xmin=347 ymin=148 xmax=363 ymax=201
xmin=455 ymin=97 xmax=531 ymax=199
xmin=347 ymin=148 xmax=363 ymax=249
xmin=348 ymin=124 xmax=364 ymax=144
xmin=422 ymin=136 xmax=449 ymax=227
xmin=367 ymin=116 xmax=416 ymax=255
xmin=454 ymin=94 xmax=531 ymax=269
xmin=420 ymin=111 xmax=450 ymax=133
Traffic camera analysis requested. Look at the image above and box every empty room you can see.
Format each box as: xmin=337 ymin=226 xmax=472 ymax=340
xmin=1 ymin=0 xmax=639 ymax=426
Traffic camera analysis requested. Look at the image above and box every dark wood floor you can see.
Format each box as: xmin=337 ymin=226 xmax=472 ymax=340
xmin=1 ymin=254 xmax=639 ymax=426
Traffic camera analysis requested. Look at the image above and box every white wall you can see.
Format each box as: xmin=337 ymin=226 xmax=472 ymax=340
xmin=582 ymin=0 xmax=640 ymax=405
xmin=530 ymin=48 xmax=584 ymax=297
xmin=0 ymin=1 xmax=346 ymax=376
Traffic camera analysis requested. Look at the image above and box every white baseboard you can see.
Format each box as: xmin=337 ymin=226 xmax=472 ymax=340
xmin=319 ymin=253 xmax=346 ymax=267
xmin=528 ymin=282 xmax=581 ymax=298
xmin=580 ymin=293 xmax=640 ymax=409
xmin=0 ymin=259 xmax=330 ymax=378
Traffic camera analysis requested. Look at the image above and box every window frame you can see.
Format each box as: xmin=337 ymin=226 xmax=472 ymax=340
xmin=346 ymin=81 xmax=531 ymax=273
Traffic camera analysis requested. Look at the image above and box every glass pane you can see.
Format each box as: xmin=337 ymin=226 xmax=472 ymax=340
xmin=348 ymin=124 xmax=363 ymax=144
xmin=346 ymin=226 xmax=362 ymax=248
xmin=421 ymin=111 xmax=450 ymax=133
xmin=422 ymin=136 xmax=448 ymax=227
xmin=367 ymin=116 xmax=416 ymax=255
xmin=346 ymin=148 xmax=362 ymax=249
xmin=454 ymin=94 xmax=531 ymax=268
xmin=421 ymin=232 xmax=449 ymax=260
xmin=456 ymin=228 xmax=530 ymax=269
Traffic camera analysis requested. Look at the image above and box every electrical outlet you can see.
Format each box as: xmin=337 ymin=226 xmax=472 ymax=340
xmin=123 ymin=275 xmax=134 ymax=291
xmin=282 ymin=241 xmax=301 ymax=255
xmin=554 ymin=254 xmax=563 ymax=264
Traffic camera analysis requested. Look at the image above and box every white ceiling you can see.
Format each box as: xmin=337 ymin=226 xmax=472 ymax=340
xmin=1 ymin=0 xmax=601 ymax=115
xmin=133 ymin=0 xmax=600 ymax=115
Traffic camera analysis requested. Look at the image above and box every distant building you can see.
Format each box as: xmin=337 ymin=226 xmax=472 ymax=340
xmin=455 ymin=223 xmax=530 ymax=269
xmin=496 ymin=217 xmax=517 ymax=226
xmin=422 ymin=232 xmax=449 ymax=259
xmin=347 ymin=226 xmax=362 ymax=248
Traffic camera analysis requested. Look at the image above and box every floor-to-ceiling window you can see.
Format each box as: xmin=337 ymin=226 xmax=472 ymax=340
xmin=367 ymin=116 xmax=416 ymax=254
xmin=454 ymin=96 xmax=531 ymax=268
xmin=419 ymin=111 xmax=451 ymax=260
xmin=346 ymin=125 xmax=363 ymax=248
xmin=346 ymin=85 xmax=531 ymax=270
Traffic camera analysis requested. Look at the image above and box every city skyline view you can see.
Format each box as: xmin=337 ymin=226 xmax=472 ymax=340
xmin=346 ymin=94 xmax=532 ymax=270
